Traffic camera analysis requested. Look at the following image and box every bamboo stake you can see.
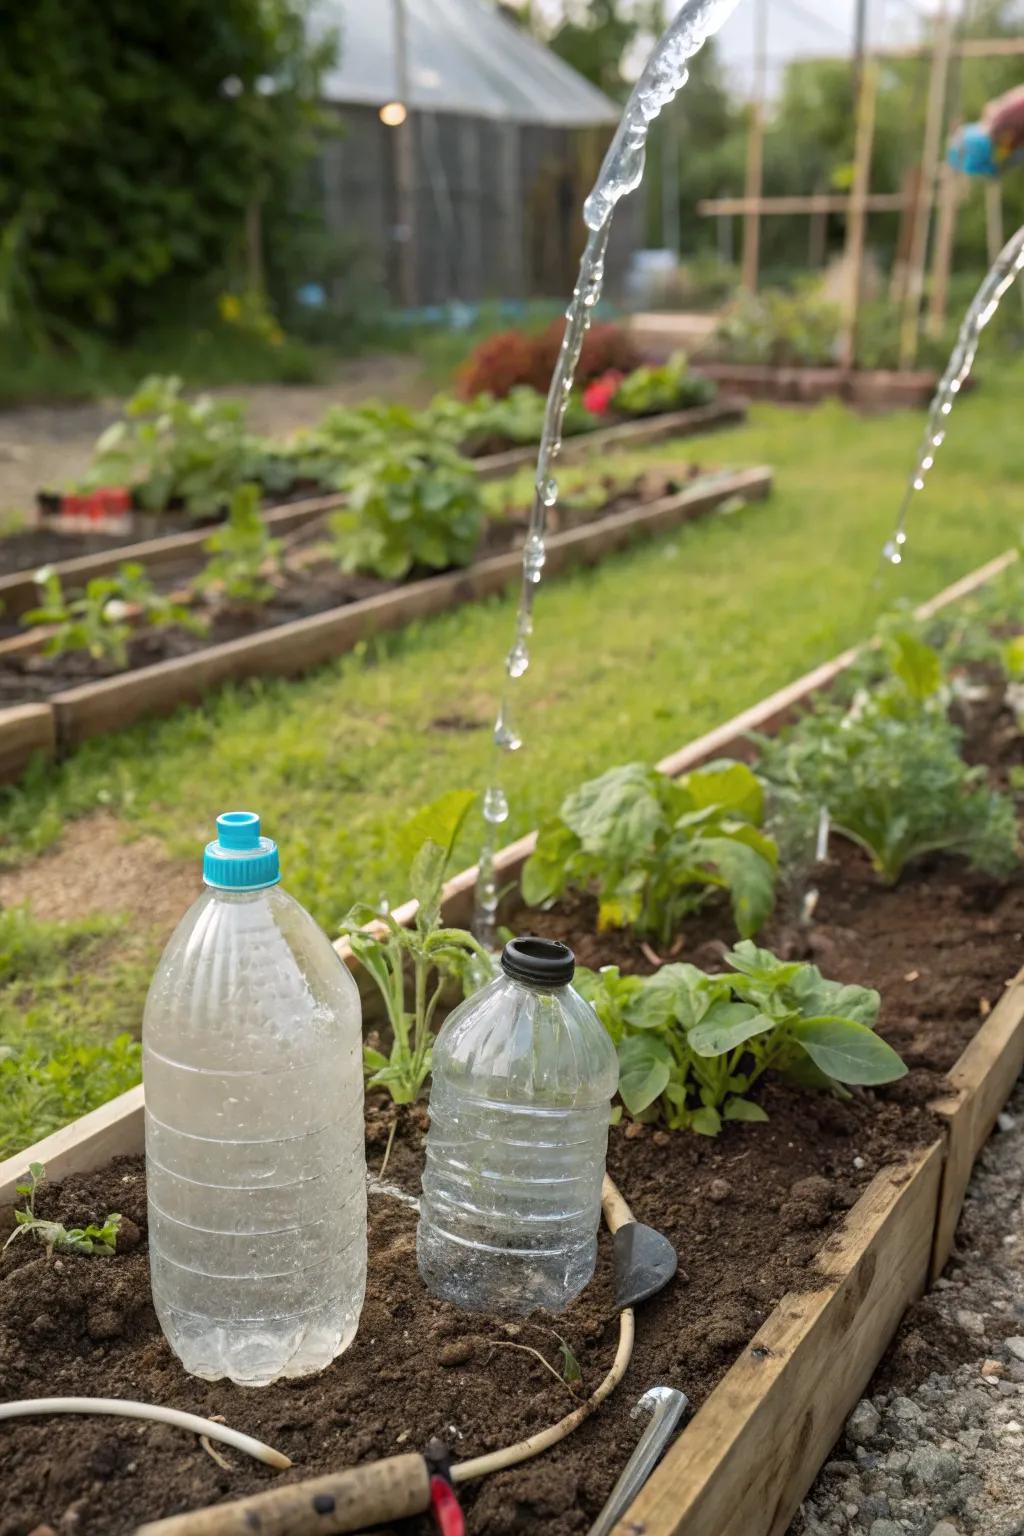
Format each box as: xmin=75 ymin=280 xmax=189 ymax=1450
xmin=985 ymin=177 xmax=1005 ymax=264
xmin=741 ymin=0 xmax=768 ymax=294
xmin=927 ymin=164 xmax=963 ymax=337
xmin=899 ymin=5 xmax=954 ymax=369
xmin=839 ymin=60 xmax=878 ymax=372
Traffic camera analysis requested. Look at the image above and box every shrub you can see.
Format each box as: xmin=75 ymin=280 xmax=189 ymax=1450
xmin=457 ymin=321 xmax=639 ymax=400
xmin=713 ymin=284 xmax=841 ymax=368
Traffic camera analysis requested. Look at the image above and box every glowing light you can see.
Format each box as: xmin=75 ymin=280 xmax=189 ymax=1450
xmin=379 ymin=101 xmax=407 ymax=127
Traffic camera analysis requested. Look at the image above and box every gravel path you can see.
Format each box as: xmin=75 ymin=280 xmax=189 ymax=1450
xmin=790 ymin=1082 xmax=1024 ymax=1536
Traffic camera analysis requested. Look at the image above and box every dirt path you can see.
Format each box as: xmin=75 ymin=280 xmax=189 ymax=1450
xmin=0 ymin=815 xmax=197 ymax=941
xmin=0 ymin=353 xmax=432 ymax=517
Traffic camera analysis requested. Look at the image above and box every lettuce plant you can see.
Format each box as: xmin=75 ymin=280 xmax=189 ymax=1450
xmin=612 ymin=352 xmax=715 ymax=418
xmin=330 ymin=430 xmax=484 ymax=581
xmin=577 ymin=941 xmax=907 ymax=1135
xmin=757 ymin=696 xmax=1018 ymax=886
xmin=521 ymin=760 xmax=778 ymax=946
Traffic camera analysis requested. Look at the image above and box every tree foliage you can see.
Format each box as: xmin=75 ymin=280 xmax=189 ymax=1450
xmin=0 ymin=0 xmax=334 ymax=337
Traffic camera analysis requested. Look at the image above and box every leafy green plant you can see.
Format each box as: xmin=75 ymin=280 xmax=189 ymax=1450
xmin=79 ymin=375 xmax=272 ymax=519
xmin=612 ymin=353 xmax=716 ymax=418
xmin=4 ymin=1163 xmax=121 ymax=1257
xmin=330 ymin=432 xmax=485 ymax=580
xmin=757 ymin=697 xmax=1019 ymax=885
xmin=577 ymin=941 xmax=906 ymax=1134
xmin=25 ymin=562 xmax=204 ymax=669
xmin=340 ymin=792 xmax=491 ymax=1108
xmin=522 ymin=760 xmax=778 ymax=947
xmin=195 ymin=483 xmax=283 ymax=606
xmin=714 ymin=283 xmax=841 ymax=368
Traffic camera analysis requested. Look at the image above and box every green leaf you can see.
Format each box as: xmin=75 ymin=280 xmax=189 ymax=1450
xmin=725 ymin=941 xmax=805 ymax=989
xmin=690 ymin=1106 xmax=722 ymax=1136
xmin=791 ymin=1017 xmax=908 ymax=1085
xmin=887 ymin=631 xmax=942 ymax=701
xmin=557 ymin=1340 xmax=582 ymax=1385
xmin=409 ymin=839 xmax=447 ymax=926
xmin=617 ymin=1034 xmax=673 ymax=1116
xmin=521 ymin=820 xmax=578 ymax=907
xmin=622 ymin=963 xmax=718 ymax=1031
xmin=394 ymin=790 xmax=476 ymax=873
xmin=687 ymin=837 xmax=776 ymax=937
xmin=560 ymin=763 xmax=664 ymax=860
xmin=723 ymin=1096 xmax=769 ymax=1122
xmin=688 ymin=1002 xmax=773 ymax=1057
xmin=362 ymin=1047 xmax=390 ymax=1072
xmin=678 ymin=760 xmax=764 ymax=822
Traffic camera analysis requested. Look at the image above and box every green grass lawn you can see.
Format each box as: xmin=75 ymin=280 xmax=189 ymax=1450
xmin=1 ymin=362 xmax=1023 ymax=1155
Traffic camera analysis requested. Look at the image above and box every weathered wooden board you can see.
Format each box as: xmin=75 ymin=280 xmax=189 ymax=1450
xmin=0 ymin=493 xmax=345 ymax=621
xmin=0 ymin=1085 xmax=144 ymax=1205
xmin=614 ymin=1144 xmax=944 ymax=1536
xmin=929 ymin=967 xmax=1024 ymax=1280
xmin=49 ymin=467 xmax=771 ymax=751
xmin=472 ymin=398 xmax=745 ymax=482
xmin=0 ymin=702 xmax=56 ymax=784
xmin=0 ymin=401 xmax=747 ymax=617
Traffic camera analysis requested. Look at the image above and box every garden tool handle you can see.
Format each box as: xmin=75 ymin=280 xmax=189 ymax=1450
xmin=602 ymin=1173 xmax=636 ymax=1235
xmin=134 ymin=1452 xmax=431 ymax=1536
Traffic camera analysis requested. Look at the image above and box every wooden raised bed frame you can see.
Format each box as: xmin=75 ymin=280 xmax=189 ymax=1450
xmin=0 ymin=464 xmax=770 ymax=776
xmin=0 ymin=400 xmax=744 ymax=624
xmin=1 ymin=548 xmax=1022 ymax=1536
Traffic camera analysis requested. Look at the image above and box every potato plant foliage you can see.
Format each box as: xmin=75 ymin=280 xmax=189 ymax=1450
xmin=522 ymin=760 xmax=778 ymax=946
xmin=577 ymin=942 xmax=907 ymax=1135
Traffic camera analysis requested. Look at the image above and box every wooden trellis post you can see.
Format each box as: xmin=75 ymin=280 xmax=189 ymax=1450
xmin=839 ymin=60 xmax=878 ymax=372
xmin=899 ymin=3 xmax=954 ymax=369
xmin=741 ymin=0 xmax=768 ymax=294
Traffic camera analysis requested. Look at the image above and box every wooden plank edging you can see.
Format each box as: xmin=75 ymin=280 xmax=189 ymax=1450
xmin=0 ymin=703 xmax=55 ymax=783
xmin=44 ymin=467 xmax=770 ymax=753
xmin=3 ymin=547 xmax=1024 ymax=1536
xmin=0 ymin=401 xmax=747 ymax=619
xmin=615 ymin=1143 xmax=945 ymax=1536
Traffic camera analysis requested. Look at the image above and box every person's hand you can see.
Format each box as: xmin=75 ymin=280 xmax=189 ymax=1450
xmin=983 ymin=84 xmax=1024 ymax=154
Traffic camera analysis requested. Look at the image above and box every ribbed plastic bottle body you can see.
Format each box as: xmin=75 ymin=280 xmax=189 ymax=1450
xmin=417 ymin=973 xmax=618 ymax=1315
xmin=143 ymin=883 xmax=366 ymax=1386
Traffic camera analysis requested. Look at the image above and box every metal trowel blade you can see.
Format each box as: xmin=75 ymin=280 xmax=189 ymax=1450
xmin=613 ymin=1220 xmax=678 ymax=1311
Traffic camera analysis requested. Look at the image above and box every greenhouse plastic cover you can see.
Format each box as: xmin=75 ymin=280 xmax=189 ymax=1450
xmin=313 ymin=0 xmax=620 ymax=125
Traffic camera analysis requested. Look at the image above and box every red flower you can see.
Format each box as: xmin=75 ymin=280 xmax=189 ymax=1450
xmin=583 ymin=370 xmax=625 ymax=417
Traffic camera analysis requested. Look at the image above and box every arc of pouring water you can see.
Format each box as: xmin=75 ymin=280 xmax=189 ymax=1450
xmin=473 ymin=0 xmax=745 ymax=947
xmin=882 ymin=220 xmax=1024 ymax=569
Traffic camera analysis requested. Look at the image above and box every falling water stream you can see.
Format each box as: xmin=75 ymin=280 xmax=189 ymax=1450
xmin=881 ymin=221 xmax=1024 ymax=570
xmin=472 ymin=0 xmax=744 ymax=945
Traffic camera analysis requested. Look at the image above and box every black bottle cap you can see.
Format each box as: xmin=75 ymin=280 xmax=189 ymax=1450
xmin=500 ymin=936 xmax=575 ymax=988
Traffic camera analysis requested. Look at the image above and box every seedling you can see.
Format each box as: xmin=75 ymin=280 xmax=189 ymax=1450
xmin=341 ymin=792 xmax=492 ymax=1119
xmin=195 ymin=483 xmax=283 ymax=606
xmin=578 ymin=942 xmax=907 ymax=1135
xmin=4 ymin=1163 xmax=121 ymax=1256
xmin=25 ymin=562 xmax=203 ymax=669
xmin=522 ymin=759 xmax=778 ymax=946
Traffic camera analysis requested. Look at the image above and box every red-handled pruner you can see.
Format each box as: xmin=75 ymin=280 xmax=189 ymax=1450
xmin=429 ymin=1473 xmax=465 ymax=1536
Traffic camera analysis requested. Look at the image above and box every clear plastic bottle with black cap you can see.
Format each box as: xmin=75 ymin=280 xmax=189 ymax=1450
xmin=143 ymin=811 xmax=367 ymax=1385
xmin=417 ymin=935 xmax=619 ymax=1314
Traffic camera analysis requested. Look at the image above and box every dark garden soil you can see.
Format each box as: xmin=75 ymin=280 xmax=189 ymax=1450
xmin=0 ymin=467 xmax=703 ymax=704
xmin=1 ymin=682 xmax=1022 ymax=1534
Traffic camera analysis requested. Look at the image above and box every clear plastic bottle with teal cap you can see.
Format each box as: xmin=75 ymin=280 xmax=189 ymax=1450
xmin=143 ymin=811 xmax=366 ymax=1385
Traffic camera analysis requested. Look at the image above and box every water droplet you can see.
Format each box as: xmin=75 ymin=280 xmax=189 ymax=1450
xmin=482 ymin=786 xmax=509 ymax=825
xmin=523 ymin=533 xmax=546 ymax=584
xmin=883 ymin=540 xmax=902 ymax=566
xmin=913 ymin=477 xmax=925 ymax=492
xmin=540 ymin=479 xmax=557 ymax=508
xmin=507 ymin=639 xmax=529 ymax=679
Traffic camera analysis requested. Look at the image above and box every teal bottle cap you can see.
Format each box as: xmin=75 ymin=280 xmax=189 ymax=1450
xmin=203 ymin=811 xmax=280 ymax=891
